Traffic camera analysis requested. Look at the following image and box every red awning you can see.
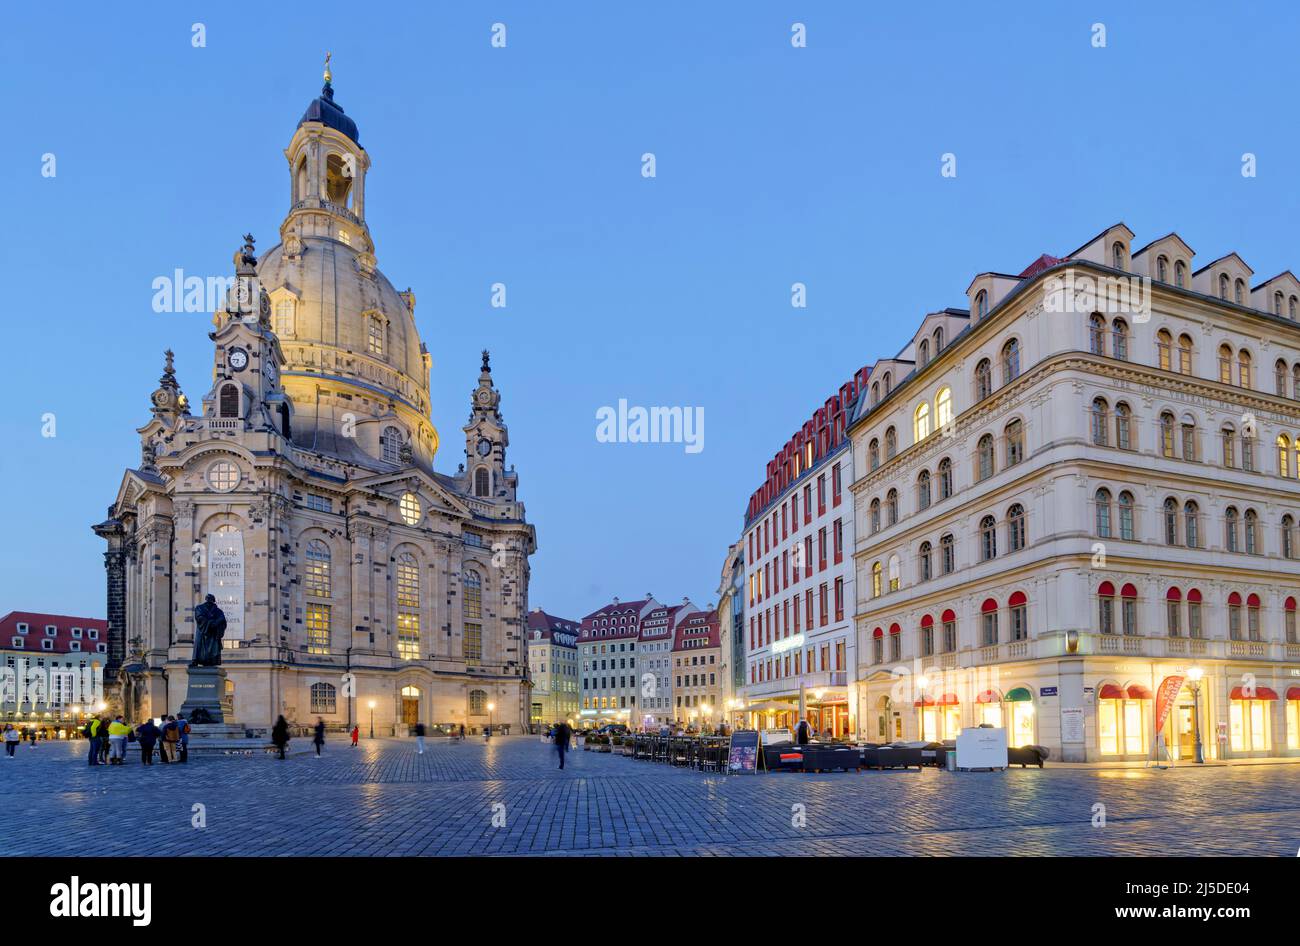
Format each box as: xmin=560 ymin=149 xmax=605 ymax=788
xmin=1098 ymin=684 xmax=1125 ymax=699
xmin=976 ymin=689 xmax=1000 ymax=704
xmin=938 ymin=693 xmax=959 ymax=706
xmin=914 ymin=696 xmax=935 ymax=707
xmin=1126 ymin=685 xmax=1153 ymax=700
xmin=1287 ymin=687 xmax=1300 ymax=701
xmin=1230 ymin=686 xmax=1278 ymax=700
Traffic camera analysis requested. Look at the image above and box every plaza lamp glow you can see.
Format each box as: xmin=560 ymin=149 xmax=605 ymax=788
xmin=915 ymin=676 xmax=929 ymax=741
xmin=487 ymin=702 xmax=495 ymax=734
xmin=367 ymin=699 xmax=376 ymax=739
xmin=1186 ymin=666 xmax=1205 ymax=763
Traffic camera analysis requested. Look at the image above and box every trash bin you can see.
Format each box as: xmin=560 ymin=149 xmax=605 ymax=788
xmin=946 ymin=750 xmax=956 ymax=771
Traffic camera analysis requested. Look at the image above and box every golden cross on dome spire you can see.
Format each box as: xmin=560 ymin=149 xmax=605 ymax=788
xmin=323 ymin=51 xmax=332 ymax=84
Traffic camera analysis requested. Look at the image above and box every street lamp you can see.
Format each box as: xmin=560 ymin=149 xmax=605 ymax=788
xmin=916 ymin=675 xmax=929 ymax=742
xmin=813 ymin=688 xmax=825 ymax=735
xmin=1187 ymin=666 xmax=1205 ymax=763
xmin=487 ymin=702 xmax=495 ymax=735
xmin=700 ymin=702 xmax=712 ymax=733
xmin=367 ymin=699 xmax=376 ymax=739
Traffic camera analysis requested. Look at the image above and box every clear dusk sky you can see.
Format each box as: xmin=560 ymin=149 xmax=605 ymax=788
xmin=3 ymin=2 xmax=1298 ymax=621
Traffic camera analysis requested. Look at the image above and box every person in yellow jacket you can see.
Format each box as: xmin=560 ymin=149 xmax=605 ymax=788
xmin=85 ymin=716 xmax=104 ymax=766
xmin=107 ymin=716 xmax=131 ymax=765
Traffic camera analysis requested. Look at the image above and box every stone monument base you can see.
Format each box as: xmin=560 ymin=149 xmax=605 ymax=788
xmin=179 ymin=665 xmax=234 ymax=724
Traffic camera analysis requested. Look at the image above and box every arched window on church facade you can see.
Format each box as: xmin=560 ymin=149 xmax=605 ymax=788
xmin=382 ymin=426 xmax=402 ymax=464
xmin=395 ymin=552 xmax=420 ymax=661
xmin=475 ymin=467 xmax=490 ymax=497
xmin=463 ymin=570 xmax=483 ymax=665
xmin=219 ymin=383 xmax=240 ymax=418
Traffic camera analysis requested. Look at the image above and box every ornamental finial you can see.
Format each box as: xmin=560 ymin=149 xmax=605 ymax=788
xmin=323 ymin=51 xmax=332 ymax=85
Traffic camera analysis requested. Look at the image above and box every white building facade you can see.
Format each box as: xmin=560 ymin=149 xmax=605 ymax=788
xmin=850 ymin=223 xmax=1300 ymax=762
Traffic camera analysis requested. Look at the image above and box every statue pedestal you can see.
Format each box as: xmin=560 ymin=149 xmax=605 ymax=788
xmin=179 ymin=665 xmax=234 ymax=724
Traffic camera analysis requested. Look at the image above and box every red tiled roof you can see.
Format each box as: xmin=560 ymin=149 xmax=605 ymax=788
xmin=672 ymin=610 xmax=720 ymax=650
xmin=0 ymin=611 xmax=108 ymax=655
xmin=526 ymin=609 xmax=581 ymax=644
xmin=1017 ymin=254 xmax=1065 ymax=280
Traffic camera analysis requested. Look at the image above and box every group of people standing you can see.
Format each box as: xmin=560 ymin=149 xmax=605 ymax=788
xmin=83 ymin=714 xmax=190 ymax=765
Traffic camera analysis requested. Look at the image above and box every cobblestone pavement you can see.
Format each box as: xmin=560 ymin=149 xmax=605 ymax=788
xmin=2 ymin=736 xmax=1296 ymax=856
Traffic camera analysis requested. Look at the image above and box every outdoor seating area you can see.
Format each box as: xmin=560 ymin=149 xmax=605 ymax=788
xmin=627 ymin=733 xmax=731 ymax=772
xmin=612 ymin=729 xmax=1050 ymax=774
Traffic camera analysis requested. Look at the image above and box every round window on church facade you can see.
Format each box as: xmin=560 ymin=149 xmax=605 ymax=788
xmin=399 ymin=492 xmax=421 ymax=526
xmin=207 ymin=460 xmax=240 ymax=492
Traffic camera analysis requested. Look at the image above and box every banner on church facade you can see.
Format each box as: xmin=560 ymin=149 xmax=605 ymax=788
xmin=209 ymin=528 xmax=245 ymax=640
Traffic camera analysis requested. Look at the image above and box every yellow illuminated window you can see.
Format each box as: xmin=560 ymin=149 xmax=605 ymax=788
xmin=399 ymin=492 xmax=420 ymax=526
xmin=305 ymin=603 xmax=330 ymax=655
xmin=935 ymin=387 xmax=952 ymax=429
xmin=396 ymin=552 xmax=420 ymax=660
xmin=1230 ymin=699 xmax=1271 ymax=751
xmin=303 ymin=540 xmax=330 ymax=597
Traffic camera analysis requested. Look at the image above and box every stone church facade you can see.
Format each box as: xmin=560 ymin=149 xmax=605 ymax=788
xmin=94 ymin=72 xmax=536 ymax=734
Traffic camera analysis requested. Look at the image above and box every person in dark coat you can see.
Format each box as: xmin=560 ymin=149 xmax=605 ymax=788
xmin=136 ymin=719 xmax=160 ymax=765
xmin=312 ymin=718 xmax=326 ymax=757
xmin=795 ymin=718 xmax=811 ymax=745
xmin=553 ymin=721 xmax=572 ymax=770
xmin=271 ymin=715 xmax=290 ymax=760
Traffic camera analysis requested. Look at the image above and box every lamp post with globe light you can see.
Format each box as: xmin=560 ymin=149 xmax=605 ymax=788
xmin=367 ymin=699 xmax=375 ymax=739
xmin=1187 ymin=666 xmax=1205 ymax=763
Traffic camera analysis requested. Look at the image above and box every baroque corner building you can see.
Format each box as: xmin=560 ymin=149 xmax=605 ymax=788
xmin=94 ymin=74 xmax=536 ymax=733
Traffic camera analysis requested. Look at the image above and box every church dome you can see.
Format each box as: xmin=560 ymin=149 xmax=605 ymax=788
xmin=256 ymin=237 xmax=424 ymax=407
xmin=298 ymin=82 xmax=360 ymax=146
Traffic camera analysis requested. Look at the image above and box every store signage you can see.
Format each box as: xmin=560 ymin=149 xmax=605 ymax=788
xmin=956 ymin=726 xmax=1008 ymax=770
xmin=772 ymin=633 xmax=804 ymax=655
xmin=1060 ymin=707 xmax=1085 ymax=742
xmin=1039 ymin=686 xmax=1058 ymax=697
xmin=727 ymin=729 xmax=759 ymax=773
xmin=1154 ymin=675 xmax=1185 ymax=736
xmin=1083 ymin=686 xmax=1095 ymax=704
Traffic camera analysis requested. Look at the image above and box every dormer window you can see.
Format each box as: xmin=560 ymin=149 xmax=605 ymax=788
xmin=367 ymin=314 xmax=385 ymax=356
xmin=1112 ymin=242 xmax=1125 ymax=270
xmin=1235 ymin=279 xmax=1245 ymax=304
xmin=88 ymin=629 xmax=98 ymax=640
xmin=69 ymin=641 xmax=81 ymax=652
xmin=976 ymin=290 xmax=988 ymax=319
xmin=45 ymin=625 xmax=56 ymax=636
xmin=381 ymin=426 xmax=403 ymax=464
xmin=1156 ymin=256 xmax=1168 ymax=283
xmin=1275 ymin=292 xmax=1284 ymax=315
xmin=1175 ymin=261 xmax=1186 ymax=287
xmin=41 ymin=639 xmax=53 ymax=651
xmin=918 ymin=339 xmax=929 ymax=367
xmin=16 ymin=623 xmax=27 ymax=634
xmin=71 ymin=627 xmax=82 ymax=638
xmin=274 ymin=299 xmax=296 ymax=336
xmin=933 ymin=326 xmax=944 ymax=352
xmin=1219 ymin=274 xmax=1230 ymax=300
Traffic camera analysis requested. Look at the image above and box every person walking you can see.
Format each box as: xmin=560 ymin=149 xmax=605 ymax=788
xmin=176 ymin=714 xmax=190 ymax=764
xmin=795 ymin=717 xmax=811 ymax=746
xmin=458 ymin=724 xmax=465 ymax=743
xmin=312 ymin=717 xmax=326 ymax=757
xmin=553 ymin=720 xmax=572 ymax=770
xmin=350 ymin=724 xmax=359 ymax=748
xmin=85 ymin=716 xmax=103 ymax=766
xmin=107 ymin=716 xmax=130 ymax=765
xmin=415 ymin=721 xmax=426 ymax=754
xmin=161 ymin=716 xmax=180 ymax=763
xmin=136 ymin=718 xmax=160 ymax=765
xmin=271 ymin=715 xmax=290 ymax=760
xmin=3 ymin=724 xmax=18 ymax=758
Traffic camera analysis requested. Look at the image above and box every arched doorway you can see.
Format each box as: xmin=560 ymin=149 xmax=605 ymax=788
xmin=401 ymin=685 xmax=421 ymax=730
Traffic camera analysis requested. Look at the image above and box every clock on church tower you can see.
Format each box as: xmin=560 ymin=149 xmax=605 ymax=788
xmin=464 ymin=350 xmax=508 ymax=498
xmin=202 ymin=235 xmax=293 ymax=439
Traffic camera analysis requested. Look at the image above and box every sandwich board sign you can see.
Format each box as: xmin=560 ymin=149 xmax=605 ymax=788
xmin=727 ymin=729 xmax=759 ymax=773
xmin=955 ymin=726 xmax=1008 ymax=771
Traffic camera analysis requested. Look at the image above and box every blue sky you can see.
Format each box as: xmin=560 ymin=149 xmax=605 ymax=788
xmin=4 ymin=1 xmax=1299 ymax=621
